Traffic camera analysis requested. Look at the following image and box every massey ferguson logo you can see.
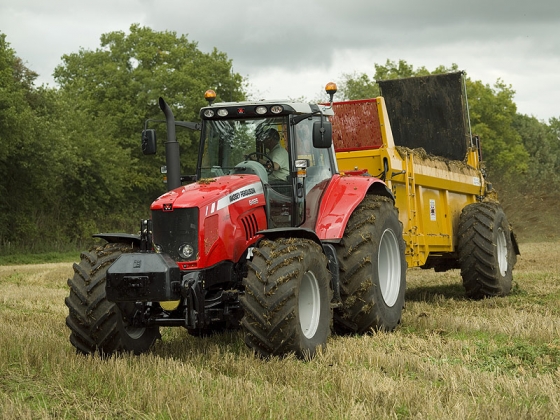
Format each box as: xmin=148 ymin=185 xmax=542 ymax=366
xmin=163 ymin=203 xmax=173 ymax=211
xmin=229 ymin=187 xmax=257 ymax=203
xmin=209 ymin=182 xmax=264 ymax=215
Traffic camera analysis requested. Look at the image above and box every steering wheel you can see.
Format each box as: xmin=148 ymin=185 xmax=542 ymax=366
xmin=245 ymin=152 xmax=274 ymax=175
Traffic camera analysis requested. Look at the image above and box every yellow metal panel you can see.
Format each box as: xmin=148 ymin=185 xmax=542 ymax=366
xmin=334 ymin=99 xmax=486 ymax=269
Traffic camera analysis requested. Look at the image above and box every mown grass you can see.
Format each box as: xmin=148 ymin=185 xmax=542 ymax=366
xmin=0 ymin=251 xmax=80 ymax=266
xmin=1 ymin=242 xmax=559 ymax=419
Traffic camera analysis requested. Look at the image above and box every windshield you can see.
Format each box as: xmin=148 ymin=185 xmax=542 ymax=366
xmin=199 ymin=116 xmax=288 ymax=179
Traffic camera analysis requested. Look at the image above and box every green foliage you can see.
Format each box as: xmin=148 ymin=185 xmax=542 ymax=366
xmin=339 ymin=72 xmax=380 ymax=100
xmin=0 ymin=34 xmax=71 ymax=246
xmin=512 ymin=113 xmax=560 ymax=186
xmin=0 ymin=26 xmax=246 ymax=251
xmin=466 ymin=78 xmax=529 ymax=178
xmin=548 ymin=117 xmax=560 ymax=177
xmin=1 ymin=33 xmax=134 ymax=246
xmin=54 ymin=24 xmax=246 ymax=203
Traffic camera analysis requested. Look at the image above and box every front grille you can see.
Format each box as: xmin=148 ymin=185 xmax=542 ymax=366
xmin=241 ymin=213 xmax=259 ymax=241
xmin=152 ymin=208 xmax=199 ymax=261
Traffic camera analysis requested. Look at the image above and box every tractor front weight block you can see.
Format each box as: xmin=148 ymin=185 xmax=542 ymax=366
xmin=106 ymin=252 xmax=182 ymax=302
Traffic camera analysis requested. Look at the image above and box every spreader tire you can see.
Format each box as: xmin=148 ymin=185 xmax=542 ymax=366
xmin=458 ymin=202 xmax=517 ymax=299
xmin=240 ymin=238 xmax=332 ymax=359
xmin=334 ymin=195 xmax=406 ymax=334
xmin=65 ymin=243 xmax=160 ymax=355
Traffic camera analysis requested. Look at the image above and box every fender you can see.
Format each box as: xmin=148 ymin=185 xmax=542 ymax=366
xmin=314 ymin=175 xmax=393 ymax=241
xmin=92 ymin=233 xmax=141 ymax=247
xmin=256 ymin=227 xmax=322 ymax=245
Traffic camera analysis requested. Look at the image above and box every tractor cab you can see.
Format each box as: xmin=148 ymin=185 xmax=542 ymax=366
xmin=197 ymin=92 xmax=337 ymax=228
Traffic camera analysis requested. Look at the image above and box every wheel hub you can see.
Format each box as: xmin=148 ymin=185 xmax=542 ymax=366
xmin=378 ymin=228 xmax=402 ymax=307
xmin=299 ymin=271 xmax=321 ymax=339
xmin=496 ymin=227 xmax=508 ymax=276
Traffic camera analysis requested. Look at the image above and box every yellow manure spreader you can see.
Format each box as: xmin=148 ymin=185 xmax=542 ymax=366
xmin=333 ymin=72 xmax=519 ymax=299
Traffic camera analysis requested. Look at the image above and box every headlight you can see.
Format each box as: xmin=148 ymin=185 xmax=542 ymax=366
xmin=217 ymin=108 xmax=229 ymax=117
xmin=255 ymin=106 xmax=267 ymax=115
xmin=178 ymin=243 xmax=194 ymax=259
xmin=203 ymin=109 xmax=215 ymax=118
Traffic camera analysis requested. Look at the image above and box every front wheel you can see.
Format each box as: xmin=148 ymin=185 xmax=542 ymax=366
xmin=65 ymin=243 xmax=160 ymax=355
xmin=458 ymin=202 xmax=517 ymax=299
xmin=334 ymin=195 xmax=406 ymax=334
xmin=240 ymin=238 xmax=332 ymax=359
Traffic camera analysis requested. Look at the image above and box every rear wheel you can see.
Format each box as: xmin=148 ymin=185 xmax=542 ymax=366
xmin=334 ymin=195 xmax=406 ymax=334
xmin=65 ymin=243 xmax=160 ymax=355
xmin=240 ymin=238 xmax=332 ymax=359
xmin=458 ymin=202 xmax=517 ymax=299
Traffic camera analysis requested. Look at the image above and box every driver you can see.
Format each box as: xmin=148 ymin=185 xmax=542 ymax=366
xmin=257 ymin=128 xmax=289 ymax=182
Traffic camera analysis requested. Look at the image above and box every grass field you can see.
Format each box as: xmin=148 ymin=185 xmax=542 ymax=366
xmin=1 ymin=242 xmax=559 ymax=419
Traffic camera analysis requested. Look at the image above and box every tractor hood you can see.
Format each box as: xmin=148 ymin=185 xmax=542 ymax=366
xmin=150 ymin=174 xmax=267 ymax=267
xmin=151 ymin=174 xmax=265 ymax=213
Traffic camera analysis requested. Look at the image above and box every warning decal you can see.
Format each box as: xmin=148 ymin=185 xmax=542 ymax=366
xmin=429 ymin=199 xmax=436 ymax=221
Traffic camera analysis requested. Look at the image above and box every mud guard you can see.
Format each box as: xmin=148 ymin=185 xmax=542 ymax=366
xmin=314 ymin=175 xmax=393 ymax=241
xmin=93 ymin=233 xmax=141 ymax=247
xmin=511 ymin=231 xmax=521 ymax=256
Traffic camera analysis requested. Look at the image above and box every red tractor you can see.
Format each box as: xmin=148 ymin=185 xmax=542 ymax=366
xmin=65 ymin=85 xmax=406 ymax=359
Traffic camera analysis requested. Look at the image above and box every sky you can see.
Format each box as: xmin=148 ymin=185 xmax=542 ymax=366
xmin=1 ymin=0 xmax=559 ymax=121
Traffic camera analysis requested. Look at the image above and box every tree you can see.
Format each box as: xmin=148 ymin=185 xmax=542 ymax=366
xmin=1 ymin=26 xmax=248 ymax=250
xmin=548 ymin=117 xmax=560 ymax=163
xmin=512 ymin=114 xmax=560 ymax=185
xmin=0 ymin=33 xmax=72 ymax=247
xmin=54 ymin=24 xmax=246 ymax=206
xmin=339 ymin=72 xmax=379 ymax=100
xmin=466 ymin=79 xmax=528 ymax=179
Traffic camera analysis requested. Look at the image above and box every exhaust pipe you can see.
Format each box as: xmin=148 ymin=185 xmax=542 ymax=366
xmin=158 ymin=97 xmax=181 ymax=191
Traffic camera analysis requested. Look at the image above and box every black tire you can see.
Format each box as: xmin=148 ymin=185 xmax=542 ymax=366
xmin=65 ymin=243 xmax=160 ymax=355
xmin=240 ymin=238 xmax=332 ymax=359
xmin=334 ymin=195 xmax=406 ymax=334
xmin=458 ymin=202 xmax=517 ymax=299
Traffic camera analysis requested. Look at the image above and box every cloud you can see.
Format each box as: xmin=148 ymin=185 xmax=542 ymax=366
xmin=1 ymin=0 xmax=559 ymax=119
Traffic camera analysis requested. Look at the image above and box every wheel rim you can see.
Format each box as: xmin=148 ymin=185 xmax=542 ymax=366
xmin=299 ymin=271 xmax=321 ymax=339
xmin=118 ymin=303 xmax=146 ymax=339
xmin=124 ymin=326 xmax=146 ymax=339
xmin=496 ymin=227 xmax=508 ymax=276
xmin=378 ymin=228 xmax=402 ymax=307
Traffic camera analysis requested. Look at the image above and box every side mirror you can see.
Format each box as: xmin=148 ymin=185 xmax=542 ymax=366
xmin=142 ymin=129 xmax=157 ymax=155
xmin=312 ymin=121 xmax=332 ymax=148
